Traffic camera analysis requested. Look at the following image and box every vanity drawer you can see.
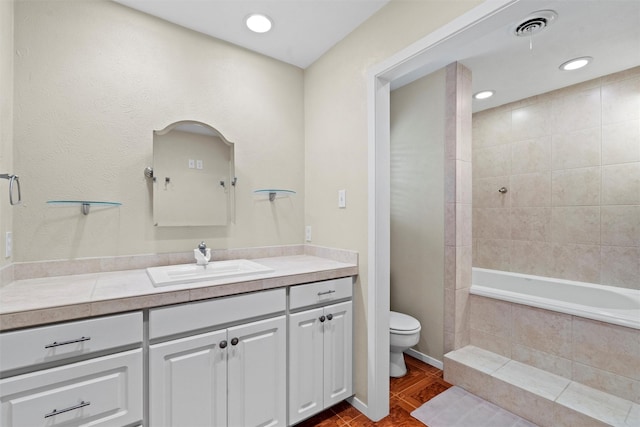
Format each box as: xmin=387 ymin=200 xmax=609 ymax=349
xmin=289 ymin=277 xmax=352 ymax=310
xmin=0 ymin=312 xmax=142 ymax=374
xmin=0 ymin=349 xmax=143 ymax=427
xmin=149 ymin=288 xmax=286 ymax=340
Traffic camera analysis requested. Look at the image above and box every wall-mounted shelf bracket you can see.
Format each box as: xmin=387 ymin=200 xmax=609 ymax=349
xmin=253 ymin=189 xmax=296 ymax=202
xmin=46 ymin=200 xmax=122 ymax=215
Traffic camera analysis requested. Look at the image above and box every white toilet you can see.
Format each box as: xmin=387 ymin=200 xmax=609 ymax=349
xmin=389 ymin=311 xmax=422 ymax=377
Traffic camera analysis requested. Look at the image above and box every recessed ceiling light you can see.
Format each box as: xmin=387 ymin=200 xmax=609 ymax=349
xmin=559 ymin=56 xmax=592 ymax=71
xmin=246 ymin=14 xmax=272 ymax=33
xmin=473 ymin=90 xmax=495 ymax=100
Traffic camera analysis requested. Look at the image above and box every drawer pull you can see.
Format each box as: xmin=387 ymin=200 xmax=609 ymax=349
xmin=44 ymin=400 xmax=91 ymax=418
xmin=317 ymin=290 xmax=336 ymax=296
xmin=327 ymin=313 xmax=333 ymax=321
xmin=45 ymin=336 xmax=91 ymax=349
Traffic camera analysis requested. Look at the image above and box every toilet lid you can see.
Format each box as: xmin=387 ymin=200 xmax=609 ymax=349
xmin=390 ymin=311 xmax=421 ymax=332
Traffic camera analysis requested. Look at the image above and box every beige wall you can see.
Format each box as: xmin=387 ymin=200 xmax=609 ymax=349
xmin=304 ymin=0 xmax=482 ymax=403
xmin=13 ymin=0 xmax=304 ymax=262
xmin=473 ymin=66 xmax=640 ymax=290
xmin=390 ymin=69 xmax=446 ymax=362
xmin=0 ymin=0 xmax=14 ymax=269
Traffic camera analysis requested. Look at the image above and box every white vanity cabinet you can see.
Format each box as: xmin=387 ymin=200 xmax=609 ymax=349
xmin=288 ymin=278 xmax=353 ymax=425
xmin=0 ymin=312 xmax=143 ymax=427
xmin=148 ymin=288 xmax=287 ymax=427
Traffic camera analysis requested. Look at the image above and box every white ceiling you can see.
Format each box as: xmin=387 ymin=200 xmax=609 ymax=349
xmin=114 ymin=0 xmax=390 ymax=69
xmin=114 ymin=0 xmax=640 ymax=111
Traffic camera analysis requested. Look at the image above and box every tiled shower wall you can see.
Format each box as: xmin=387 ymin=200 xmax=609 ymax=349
xmin=472 ymin=66 xmax=640 ymax=289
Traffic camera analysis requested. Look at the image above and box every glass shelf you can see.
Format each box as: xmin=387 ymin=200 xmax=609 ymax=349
xmin=253 ymin=189 xmax=296 ymax=202
xmin=46 ymin=200 xmax=122 ymax=215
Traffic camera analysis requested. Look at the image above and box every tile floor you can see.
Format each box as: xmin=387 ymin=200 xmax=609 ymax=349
xmin=296 ymin=355 xmax=453 ymax=427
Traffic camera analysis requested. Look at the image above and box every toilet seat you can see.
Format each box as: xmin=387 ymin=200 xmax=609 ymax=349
xmin=390 ymin=311 xmax=421 ymax=335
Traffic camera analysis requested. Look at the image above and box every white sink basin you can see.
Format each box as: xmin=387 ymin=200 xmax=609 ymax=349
xmin=147 ymin=259 xmax=274 ymax=286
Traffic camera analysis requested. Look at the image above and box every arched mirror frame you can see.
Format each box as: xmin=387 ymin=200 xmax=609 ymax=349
xmin=150 ymin=120 xmax=236 ymax=226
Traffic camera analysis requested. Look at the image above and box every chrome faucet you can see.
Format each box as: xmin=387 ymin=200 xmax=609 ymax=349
xmin=198 ymin=241 xmax=207 ymax=256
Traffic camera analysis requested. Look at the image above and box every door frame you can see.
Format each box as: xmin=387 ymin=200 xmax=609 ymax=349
xmin=364 ymin=0 xmax=519 ymax=420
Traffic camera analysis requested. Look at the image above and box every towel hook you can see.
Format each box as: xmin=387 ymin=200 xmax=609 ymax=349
xmin=0 ymin=174 xmax=21 ymax=205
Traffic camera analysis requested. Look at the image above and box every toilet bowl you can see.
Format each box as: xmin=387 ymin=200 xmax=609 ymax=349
xmin=389 ymin=311 xmax=421 ymax=378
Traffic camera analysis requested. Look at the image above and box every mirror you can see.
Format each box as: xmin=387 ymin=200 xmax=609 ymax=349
xmin=151 ymin=121 xmax=235 ymax=226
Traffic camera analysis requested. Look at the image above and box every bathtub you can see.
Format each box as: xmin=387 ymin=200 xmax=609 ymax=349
xmin=471 ymin=268 xmax=640 ymax=330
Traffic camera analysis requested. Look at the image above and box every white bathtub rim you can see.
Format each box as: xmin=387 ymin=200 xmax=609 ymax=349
xmin=471 ymin=268 xmax=640 ymax=330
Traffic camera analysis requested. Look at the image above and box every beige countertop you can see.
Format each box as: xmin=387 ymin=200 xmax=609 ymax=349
xmin=0 ymin=254 xmax=358 ymax=331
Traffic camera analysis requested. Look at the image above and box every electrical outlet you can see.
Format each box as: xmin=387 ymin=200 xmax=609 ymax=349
xmin=196 ymin=160 xmax=203 ymax=170
xmin=305 ymin=226 xmax=312 ymax=242
xmin=5 ymin=231 xmax=12 ymax=258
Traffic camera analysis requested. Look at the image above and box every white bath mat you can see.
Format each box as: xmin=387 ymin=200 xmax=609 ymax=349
xmin=411 ymin=386 xmax=538 ymax=427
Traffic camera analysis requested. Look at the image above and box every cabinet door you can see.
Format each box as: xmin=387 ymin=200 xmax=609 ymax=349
xmin=227 ymin=315 xmax=286 ymax=427
xmin=149 ymin=330 xmax=227 ymax=427
xmin=288 ymin=307 xmax=324 ymax=425
xmin=323 ymin=301 xmax=353 ymax=407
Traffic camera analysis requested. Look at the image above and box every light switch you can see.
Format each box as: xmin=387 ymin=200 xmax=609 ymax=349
xmin=5 ymin=231 xmax=12 ymax=258
xmin=338 ymin=189 xmax=346 ymax=208
xmin=188 ymin=159 xmax=195 ymax=169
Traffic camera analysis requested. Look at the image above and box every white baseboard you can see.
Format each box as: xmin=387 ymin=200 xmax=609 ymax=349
xmin=405 ymin=348 xmax=443 ymax=370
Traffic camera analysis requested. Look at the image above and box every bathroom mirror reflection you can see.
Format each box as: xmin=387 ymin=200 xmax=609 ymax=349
xmin=152 ymin=121 xmax=235 ymax=226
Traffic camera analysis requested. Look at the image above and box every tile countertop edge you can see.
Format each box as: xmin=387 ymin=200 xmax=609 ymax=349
xmin=0 ymin=255 xmax=358 ymax=331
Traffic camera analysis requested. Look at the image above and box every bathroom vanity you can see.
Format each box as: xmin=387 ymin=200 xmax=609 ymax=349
xmin=0 ymin=251 xmax=357 ymax=427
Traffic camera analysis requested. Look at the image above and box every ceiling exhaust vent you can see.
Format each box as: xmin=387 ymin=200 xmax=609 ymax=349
xmin=514 ymin=10 xmax=558 ymax=37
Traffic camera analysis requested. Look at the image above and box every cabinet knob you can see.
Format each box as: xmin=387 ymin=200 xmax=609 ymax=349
xmin=231 ymin=337 xmax=239 ymax=346
xmin=219 ymin=340 xmax=228 ymax=349
xmin=319 ymin=315 xmax=326 ymax=322
xmin=327 ymin=313 xmax=333 ymax=321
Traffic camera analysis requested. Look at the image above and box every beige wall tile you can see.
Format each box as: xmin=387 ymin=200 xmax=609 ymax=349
xmin=600 ymin=246 xmax=640 ymax=289
xmin=511 ymin=343 xmax=572 ymax=378
xmin=457 ymin=203 xmax=472 ymax=247
xmin=602 ymin=76 xmax=640 ymax=125
xmin=511 ymin=172 xmax=551 ymax=207
xmin=469 ymin=295 xmax=512 ymax=338
xmin=573 ymin=317 xmax=640 ymax=381
xmin=556 ymin=382 xmax=633 ymax=427
xmin=602 ymin=163 xmax=640 ymax=205
xmin=511 ymin=207 xmax=551 ymax=242
xmin=470 ymin=329 xmax=512 ymax=358
xmin=473 ymin=176 xmax=510 ymax=208
xmin=474 ymin=239 xmax=511 ymax=271
xmin=512 ymin=101 xmax=553 ymax=141
xmin=511 ymin=136 xmax=551 ymax=174
xmin=512 ymin=304 xmax=573 ymax=359
xmin=573 ymin=362 xmax=640 ymax=404
xmin=551 ymin=206 xmax=600 ymax=245
xmin=474 ymin=144 xmax=511 ymax=178
xmin=551 ymin=87 xmax=601 ymax=134
xmin=551 ymin=243 xmax=601 ymax=283
xmin=509 ymin=240 xmax=553 ymax=277
xmin=473 ymin=208 xmax=510 ymax=239
xmin=456 ymin=245 xmax=472 ymax=290
xmin=472 ymin=105 xmax=512 ymax=149
xmin=601 ymin=66 xmax=640 ymax=85
xmin=602 ymin=119 xmax=640 ymax=165
xmin=552 ymin=127 xmax=601 ymax=171
xmin=457 ymin=159 xmax=472 ymax=204
xmin=552 ymin=167 xmax=601 ymax=206
xmin=489 ymin=375 xmax=557 ymax=427
xmin=601 ymin=205 xmax=640 ymax=247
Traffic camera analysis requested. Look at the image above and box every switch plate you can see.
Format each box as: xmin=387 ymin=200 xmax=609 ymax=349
xmin=305 ymin=226 xmax=312 ymax=242
xmin=188 ymin=159 xmax=195 ymax=169
xmin=5 ymin=231 xmax=12 ymax=258
xmin=196 ymin=160 xmax=203 ymax=170
xmin=338 ymin=189 xmax=346 ymax=208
